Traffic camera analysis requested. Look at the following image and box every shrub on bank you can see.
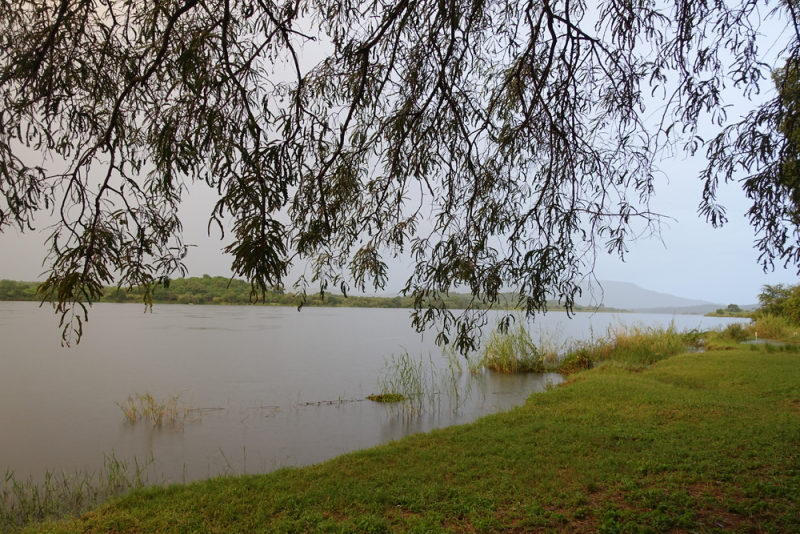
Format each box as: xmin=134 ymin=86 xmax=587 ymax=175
xmin=556 ymin=322 xmax=697 ymax=373
xmin=748 ymin=314 xmax=799 ymax=341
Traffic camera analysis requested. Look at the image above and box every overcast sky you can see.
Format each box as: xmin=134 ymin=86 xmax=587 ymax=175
xmin=1 ymin=10 xmax=798 ymax=307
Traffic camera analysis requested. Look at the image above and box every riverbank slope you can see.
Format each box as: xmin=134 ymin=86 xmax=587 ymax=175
xmin=29 ymin=347 xmax=800 ymax=533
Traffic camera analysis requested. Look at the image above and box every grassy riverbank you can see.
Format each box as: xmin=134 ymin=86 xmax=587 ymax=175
xmin=19 ymin=343 xmax=799 ymax=533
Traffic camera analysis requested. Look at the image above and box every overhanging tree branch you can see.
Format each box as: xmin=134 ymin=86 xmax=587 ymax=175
xmin=0 ymin=0 xmax=797 ymax=348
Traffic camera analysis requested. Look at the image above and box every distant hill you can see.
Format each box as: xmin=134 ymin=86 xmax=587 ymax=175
xmin=575 ymin=281 xmax=713 ymax=310
xmin=574 ymin=280 xmax=758 ymax=315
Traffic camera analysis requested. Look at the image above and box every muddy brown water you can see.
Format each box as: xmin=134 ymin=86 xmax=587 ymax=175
xmin=0 ymin=302 xmax=745 ymax=482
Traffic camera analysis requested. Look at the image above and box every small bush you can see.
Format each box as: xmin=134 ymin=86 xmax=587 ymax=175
xmin=717 ymin=322 xmax=750 ymax=342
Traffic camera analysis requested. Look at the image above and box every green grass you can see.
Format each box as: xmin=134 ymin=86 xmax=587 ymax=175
xmin=2 ymin=455 xmax=156 ymax=533
xmin=473 ymin=320 xmax=553 ymax=373
xmin=19 ymin=345 xmax=800 ymax=533
xmin=748 ymin=315 xmax=800 ymax=342
xmin=557 ymin=321 xmax=700 ymax=373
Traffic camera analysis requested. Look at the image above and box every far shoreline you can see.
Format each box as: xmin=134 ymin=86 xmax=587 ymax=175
xmin=0 ymin=277 xmax=631 ymax=313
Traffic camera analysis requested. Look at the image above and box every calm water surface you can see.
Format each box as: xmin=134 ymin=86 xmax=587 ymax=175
xmin=0 ymin=302 xmax=745 ymax=482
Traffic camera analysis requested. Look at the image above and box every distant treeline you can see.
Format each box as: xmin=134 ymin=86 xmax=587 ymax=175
xmin=0 ymin=276 xmax=619 ymax=312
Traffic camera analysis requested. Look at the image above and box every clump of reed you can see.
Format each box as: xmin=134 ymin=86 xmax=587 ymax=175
xmin=701 ymin=321 xmax=752 ymax=350
xmin=372 ymin=351 xmax=473 ymax=415
xmin=1 ymin=454 xmax=156 ymax=533
xmin=557 ymin=321 xmax=699 ymax=373
xmin=748 ymin=315 xmax=799 ymax=342
xmin=460 ymin=316 xmax=564 ymax=375
xmin=373 ymin=352 xmax=440 ymax=414
xmin=715 ymin=322 xmax=751 ymax=342
xmin=475 ymin=320 xmax=552 ymax=373
xmin=117 ymin=392 xmax=197 ymax=430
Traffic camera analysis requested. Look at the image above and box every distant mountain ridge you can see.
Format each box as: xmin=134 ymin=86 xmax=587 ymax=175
xmin=575 ymin=280 xmax=758 ymax=314
xmin=575 ymin=281 xmax=712 ymax=310
xmin=357 ymin=280 xmax=752 ymax=314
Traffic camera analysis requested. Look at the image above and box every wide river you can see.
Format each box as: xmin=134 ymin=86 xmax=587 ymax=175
xmin=0 ymin=302 xmax=745 ymax=483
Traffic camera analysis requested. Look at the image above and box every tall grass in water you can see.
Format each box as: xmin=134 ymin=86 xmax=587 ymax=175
xmin=1 ymin=454 xmax=155 ymax=533
xmin=372 ymin=351 xmax=472 ymax=415
xmin=558 ymin=321 xmax=699 ymax=373
xmin=466 ymin=317 xmax=564 ymax=374
xmin=117 ymin=392 xmax=197 ymax=429
xmin=477 ymin=320 xmax=547 ymax=372
xmin=374 ymin=352 xmax=440 ymax=414
xmin=748 ymin=315 xmax=799 ymax=341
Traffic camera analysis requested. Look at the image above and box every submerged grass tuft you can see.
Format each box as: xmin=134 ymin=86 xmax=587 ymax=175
xmin=365 ymin=393 xmax=406 ymax=403
xmin=117 ymin=392 xmax=198 ymax=430
xmin=372 ymin=352 xmax=440 ymax=414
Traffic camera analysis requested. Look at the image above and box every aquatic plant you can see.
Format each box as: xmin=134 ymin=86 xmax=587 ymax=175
xmin=372 ymin=351 xmax=475 ymax=415
xmin=365 ymin=393 xmax=406 ymax=403
xmin=477 ymin=320 xmax=546 ymax=373
xmin=748 ymin=314 xmax=798 ymax=342
xmin=117 ymin=392 xmax=198 ymax=430
xmin=557 ymin=321 xmax=698 ymax=372
xmin=1 ymin=454 xmax=156 ymax=533
xmin=373 ymin=352 xmax=439 ymax=414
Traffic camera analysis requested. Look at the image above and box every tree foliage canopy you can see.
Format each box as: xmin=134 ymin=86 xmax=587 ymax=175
xmin=0 ymin=0 xmax=798 ymax=346
xmin=757 ymin=281 xmax=800 ymax=322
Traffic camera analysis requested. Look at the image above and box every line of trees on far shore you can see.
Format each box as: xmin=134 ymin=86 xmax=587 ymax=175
xmin=0 ymin=276 xmax=616 ymax=313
